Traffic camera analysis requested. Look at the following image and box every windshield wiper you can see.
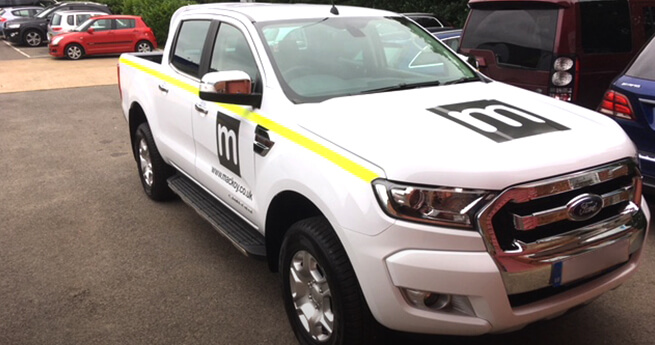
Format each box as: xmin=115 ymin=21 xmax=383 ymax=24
xmin=359 ymin=80 xmax=441 ymax=95
xmin=443 ymin=76 xmax=481 ymax=85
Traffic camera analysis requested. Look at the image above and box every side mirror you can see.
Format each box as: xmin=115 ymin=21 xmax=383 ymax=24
xmin=199 ymin=71 xmax=262 ymax=108
xmin=466 ymin=54 xmax=480 ymax=69
xmin=87 ymin=28 xmax=95 ymax=34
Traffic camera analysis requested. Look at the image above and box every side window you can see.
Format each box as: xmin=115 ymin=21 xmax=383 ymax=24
xmin=76 ymin=14 xmax=91 ymax=25
xmin=67 ymin=15 xmax=74 ymax=26
xmin=645 ymin=7 xmax=655 ymax=39
xmin=171 ymin=20 xmax=211 ymax=78
xmin=116 ymin=19 xmax=135 ymax=30
xmin=580 ymin=1 xmax=632 ymax=53
xmin=90 ymin=18 xmax=112 ymax=31
xmin=209 ymin=23 xmax=259 ymax=84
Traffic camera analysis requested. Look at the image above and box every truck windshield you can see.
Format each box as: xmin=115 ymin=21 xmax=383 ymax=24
xmin=460 ymin=5 xmax=559 ymax=71
xmin=256 ymin=16 xmax=477 ymax=103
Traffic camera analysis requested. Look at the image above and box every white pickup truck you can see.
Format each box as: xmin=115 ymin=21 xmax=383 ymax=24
xmin=117 ymin=3 xmax=650 ymax=344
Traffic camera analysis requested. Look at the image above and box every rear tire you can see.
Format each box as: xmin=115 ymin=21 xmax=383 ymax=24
xmin=279 ymin=217 xmax=380 ymax=345
xmin=134 ymin=123 xmax=175 ymax=201
xmin=65 ymin=44 xmax=84 ymax=60
xmin=135 ymin=40 xmax=153 ymax=53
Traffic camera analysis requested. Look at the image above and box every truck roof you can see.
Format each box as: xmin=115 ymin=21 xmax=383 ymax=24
xmin=174 ymin=3 xmax=399 ymax=22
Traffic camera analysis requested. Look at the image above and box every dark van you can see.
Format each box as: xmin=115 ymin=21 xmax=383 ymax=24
xmin=459 ymin=0 xmax=655 ymax=109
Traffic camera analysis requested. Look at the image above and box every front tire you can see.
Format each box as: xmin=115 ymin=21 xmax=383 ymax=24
xmin=279 ymin=217 xmax=379 ymax=345
xmin=134 ymin=123 xmax=175 ymax=201
xmin=65 ymin=44 xmax=84 ymax=60
xmin=23 ymin=29 xmax=43 ymax=47
xmin=135 ymin=40 xmax=153 ymax=53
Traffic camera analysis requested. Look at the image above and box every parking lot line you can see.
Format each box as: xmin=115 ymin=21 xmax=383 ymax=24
xmin=3 ymin=40 xmax=31 ymax=58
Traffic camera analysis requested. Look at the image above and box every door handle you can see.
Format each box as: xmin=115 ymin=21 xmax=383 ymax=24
xmin=254 ymin=125 xmax=275 ymax=157
xmin=158 ymin=84 xmax=168 ymax=93
xmin=194 ymin=103 xmax=209 ymax=116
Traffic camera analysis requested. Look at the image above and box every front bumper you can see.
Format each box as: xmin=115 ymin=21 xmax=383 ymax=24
xmin=3 ymin=28 xmax=21 ymax=44
xmin=346 ymin=199 xmax=648 ymax=335
xmin=48 ymin=44 xmax=63 ymax=57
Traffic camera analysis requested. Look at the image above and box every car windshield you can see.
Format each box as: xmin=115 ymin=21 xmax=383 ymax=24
xmin=256 ymin=16 xmax=477 ymax=103
xmin=76 ymin=17 xmax=98 ymax=31
xmin=36 ymin=4 xmax=58 ymax=19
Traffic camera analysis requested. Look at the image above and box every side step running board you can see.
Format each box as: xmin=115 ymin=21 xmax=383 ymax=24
xmin=168 ymin=174 xmax=266 ymax=259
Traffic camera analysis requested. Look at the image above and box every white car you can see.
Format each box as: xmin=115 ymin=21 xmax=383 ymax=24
xmin=118 ymin=3 xmax=650 ymax=344
xmin=47 ymin=10 xmax=104 ymax=40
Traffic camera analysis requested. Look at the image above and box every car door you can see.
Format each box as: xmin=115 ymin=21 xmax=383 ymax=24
xmin=83 ymin=18 xmax=114 ymax=54
xmin=112 ymin=17 xmax=136 ymax=52
xmin=154 ymin=19 xmax=213 ymax=176
xmin=192 ymin=19 xmax=262 ymax=223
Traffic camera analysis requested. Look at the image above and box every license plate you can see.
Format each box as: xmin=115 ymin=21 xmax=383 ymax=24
xmin=551 ymin=239 xmax=630 ymax=287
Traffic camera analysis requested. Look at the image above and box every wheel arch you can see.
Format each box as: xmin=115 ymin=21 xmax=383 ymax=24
xmin=128 ymin=101 xmax=148 ymax=160
xmin=265 ymin=190 xmax=323 ymax=272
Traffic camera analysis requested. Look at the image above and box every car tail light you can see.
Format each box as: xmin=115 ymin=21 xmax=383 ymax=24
xmin=549 ymin=56 xmax=577 ymax=102
xmin=598 ymin=90 xmax=634 ymax=120
xmin=52 ymin=27 xmax=62 ymax=31
xmin=0 ymin=18 xmax=6 ymax=22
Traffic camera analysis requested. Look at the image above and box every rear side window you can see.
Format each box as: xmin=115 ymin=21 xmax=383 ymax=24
xmin=67 ymin=15 xmax=74 ymax=26
xmin=76 ymin=14 xmax=91 ymax=25
xmin=116 ymin=18 xmax=135 ymax=29
xmin=51 ymin=13 xmax=61 ymax=25
xmin=171 ymin=20 xmax=211 ymax=78
xmin=626 ymin=37 xmax=655 ymax=81
xmin=580 ymin=0 xmax=632 ymax=53
xmin=461 ymin=7 xmax=558 ymax=70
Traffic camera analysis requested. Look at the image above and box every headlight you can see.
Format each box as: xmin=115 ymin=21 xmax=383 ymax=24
xmin=372 ymin=179 xmax=495 ymax=229
xmin=7 ymin=23 xmax=21 ymax=29
xmin=51 ymin=36 xmax=63 ymax=46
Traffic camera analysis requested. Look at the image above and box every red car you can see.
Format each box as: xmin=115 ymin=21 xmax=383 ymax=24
xmin=49 ymin=15 xmax=157 ymax=60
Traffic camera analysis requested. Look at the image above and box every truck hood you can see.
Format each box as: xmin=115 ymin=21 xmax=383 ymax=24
xmin=294 ymin=81 xmax=636 ymax=190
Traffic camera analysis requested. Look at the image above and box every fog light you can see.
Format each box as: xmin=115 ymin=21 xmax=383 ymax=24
xmin=403 ymin=289 xmax=452 ymax=310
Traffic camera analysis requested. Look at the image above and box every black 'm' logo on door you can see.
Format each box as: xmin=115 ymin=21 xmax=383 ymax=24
xmin=216 ymin=111 xmax=241 ymax=177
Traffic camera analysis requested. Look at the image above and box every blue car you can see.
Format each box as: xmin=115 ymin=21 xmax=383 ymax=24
xmin=599 ymin=35 xmax=655 ymax=189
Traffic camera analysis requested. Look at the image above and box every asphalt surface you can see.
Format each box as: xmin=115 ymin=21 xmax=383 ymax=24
xmin=1 ymin=40 xmax=654 ymax=345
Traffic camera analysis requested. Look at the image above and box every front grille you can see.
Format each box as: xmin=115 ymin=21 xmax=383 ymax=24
xmin=476 ymin=158 xmax=645 ymax=297
xmin=492 ymin=173 xmax=633 ymax=251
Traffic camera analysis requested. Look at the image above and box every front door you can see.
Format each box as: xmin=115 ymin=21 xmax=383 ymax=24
xmin=192 ymin=19 xmax=262 ymax=224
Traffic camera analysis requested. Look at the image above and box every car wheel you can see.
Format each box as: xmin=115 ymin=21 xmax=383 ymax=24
xmin=135 ymin=40 xmax=153 ymax=53
xmin=23 ymin=29 xmax=42 ymax=47
xmin=134 ymin=123 xmax=175 ymax=201
xmin=65 ymin=44 xmax=84 ymax=60
xmin=279 ymin=217 xmax=380 ymax=345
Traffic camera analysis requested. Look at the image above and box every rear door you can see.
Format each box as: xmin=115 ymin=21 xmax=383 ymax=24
xmin=154 ymin=18 xmax=213 ymax=176
xmin=112 ymin=17 xmax=136 ymax=52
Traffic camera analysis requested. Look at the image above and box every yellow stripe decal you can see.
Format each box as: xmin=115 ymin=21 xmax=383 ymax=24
xmin=120 ymin=56 xmax=380 ymax=183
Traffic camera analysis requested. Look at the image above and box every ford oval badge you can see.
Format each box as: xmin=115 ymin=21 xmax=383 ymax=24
xmin=566 ymin=194 xmax=604 ymax=221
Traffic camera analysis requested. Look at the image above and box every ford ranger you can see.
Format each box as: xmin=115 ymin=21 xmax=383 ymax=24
xmin=117 ymin=3 xmax=650 ymax=345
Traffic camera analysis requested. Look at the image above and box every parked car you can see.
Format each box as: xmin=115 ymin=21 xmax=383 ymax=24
xmin=434 ymin=28 xmax=462 ymax=51
xmin=599 ymin=35 xmax=655 ymax=190
xmin=459 ymin=0 xmax=655 ymax=109
xmin=49 ymin=15 xmax=156 ymax=60
xmin=47 ymin=10 xmax=104 ymax=40
xmin=0 ymin=0 xmax=55 ymax=8
xmin=3 ymin=1 xmax=109 ymax=46
xmin=404 ymin=12 xmax=453 ymax=33
xmin=0 ymin=6 xmax=41 ymax=36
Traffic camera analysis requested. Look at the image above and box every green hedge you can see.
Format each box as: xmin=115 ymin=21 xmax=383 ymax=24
xmin=94 ymin=0 xmax=469 ymax=47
